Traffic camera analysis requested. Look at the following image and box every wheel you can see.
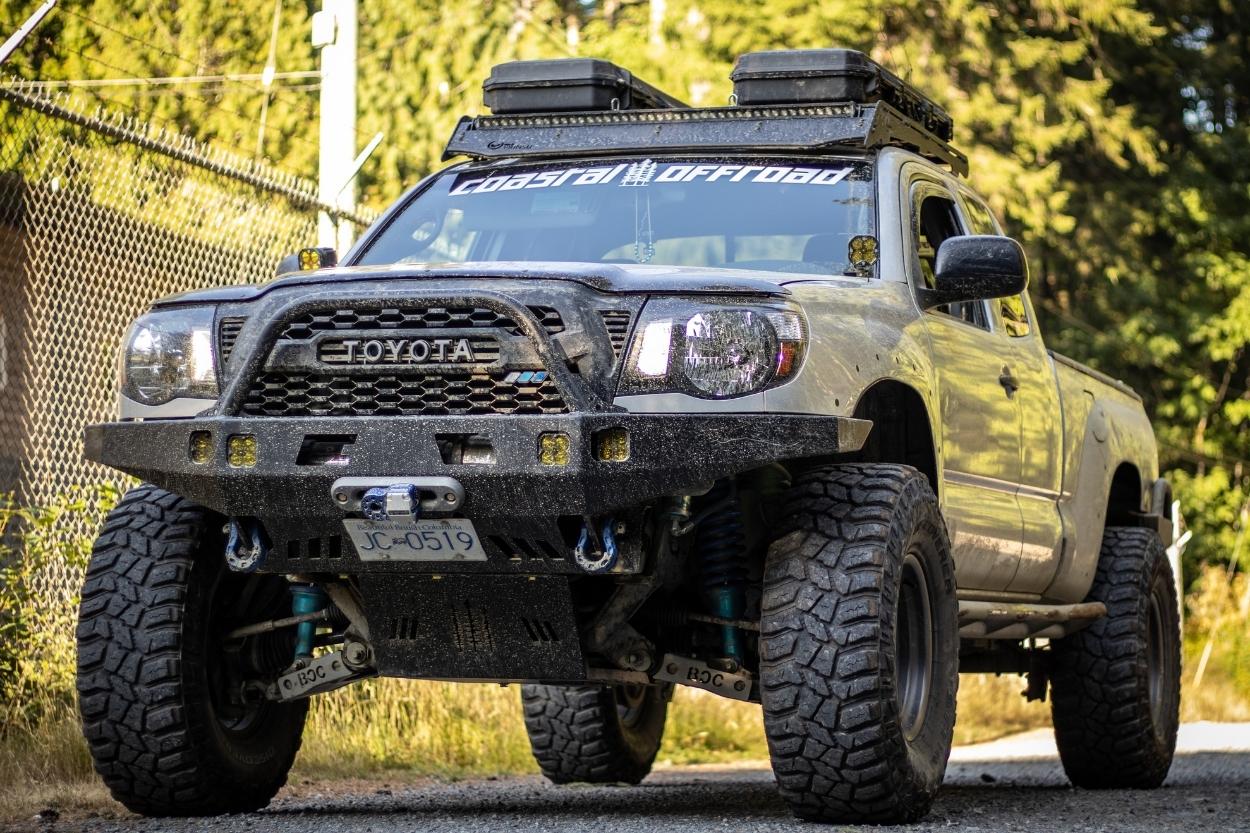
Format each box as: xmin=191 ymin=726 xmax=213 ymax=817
xmin=76 ymin=485 xmax=308 ymax=816
xmin=521 ymin=683 xmax=668 ymax=784
xmin=760 ymin=463 xmax=958 ymax=824
xmin=1050 ymin=526 xmax=1181 ymax=789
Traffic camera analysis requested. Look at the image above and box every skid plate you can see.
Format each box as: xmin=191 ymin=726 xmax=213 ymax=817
xmin=359 ymin=574 xmax=585 ymax=680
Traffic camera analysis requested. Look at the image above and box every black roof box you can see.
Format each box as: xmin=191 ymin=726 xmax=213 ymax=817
xmin=484 ymin=58 xmax=689 ymax=115
xmin=731 ymin=49 xmax=953 ymax=141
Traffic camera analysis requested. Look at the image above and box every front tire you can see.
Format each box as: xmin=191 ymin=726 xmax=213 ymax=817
xmin=1050 ymin=526 xmax=1181 ymax=789
xmin=521 ymin=683 xmax=668 ymax=784
xmin=760 ymin=463 xmax=958 ymax=824
xmin=76 ymin=485 xmax=307 ymax=816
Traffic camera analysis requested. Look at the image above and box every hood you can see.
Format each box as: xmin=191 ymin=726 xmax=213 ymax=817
xmin=153 ymin=261 xmax=792 ymax=307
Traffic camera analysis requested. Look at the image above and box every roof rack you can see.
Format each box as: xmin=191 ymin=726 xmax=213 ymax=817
xmin=444 ymin=50 xmax=967 ymax=176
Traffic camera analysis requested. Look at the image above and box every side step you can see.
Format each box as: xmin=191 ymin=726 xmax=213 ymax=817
xmin=957 ymin=600 xmax=1106 ymax=640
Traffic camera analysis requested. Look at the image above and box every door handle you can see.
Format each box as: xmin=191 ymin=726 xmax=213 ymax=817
xmin=999 ymin=366 xmax=1020 ymax=397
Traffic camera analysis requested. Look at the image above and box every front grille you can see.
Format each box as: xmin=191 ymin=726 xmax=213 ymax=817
xmin=241 ymin=370 xmax=570 ymax=417
xmin=279 ymin=305 xmax=564 ymax=341
xmin=218 ymin=316 xmax=246 ymax=363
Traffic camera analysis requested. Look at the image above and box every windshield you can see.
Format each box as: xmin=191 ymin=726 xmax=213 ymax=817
xmin=356 ymin=157 xmax=876 ymax=277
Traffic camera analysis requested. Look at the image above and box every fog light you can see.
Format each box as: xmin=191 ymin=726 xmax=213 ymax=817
xmin=538 ymin=432 xmax=571 ymax=466
xmin=594 ymin=428 xmax=630 ymax=462
xmin=188 ymin=431 xmax=213 ymax=464
xmin=227 ymin=434 xmax=258 ymax=468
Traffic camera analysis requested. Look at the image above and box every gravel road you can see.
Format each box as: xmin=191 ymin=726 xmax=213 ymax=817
xmin=11 ymin=723 xmax=1250 ymax=833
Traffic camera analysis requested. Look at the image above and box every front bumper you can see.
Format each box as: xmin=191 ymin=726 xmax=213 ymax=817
xmin=84 ymin=412 xmax=870 ymax=519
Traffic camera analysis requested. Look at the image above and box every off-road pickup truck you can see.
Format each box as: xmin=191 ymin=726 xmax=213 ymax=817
xmin=79 ymin=49 xmax=1181 ymax=824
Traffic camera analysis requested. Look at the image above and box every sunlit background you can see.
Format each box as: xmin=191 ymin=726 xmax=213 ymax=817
xmin=1 ymin=0 xmax=1248 ymax=819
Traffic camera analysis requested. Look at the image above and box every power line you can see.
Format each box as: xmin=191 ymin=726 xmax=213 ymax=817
xmin=48 ymin=8 xmax=381 ymax=147
xmin=53 ymin=6 xmax=318 ymax=123
xmin=35 ymin=37 xmax=324 ymax=158
xmin=3 ymin=70 xmax=320 ymax=89
xmin=256 ymin=0 xmax=285 ymax=157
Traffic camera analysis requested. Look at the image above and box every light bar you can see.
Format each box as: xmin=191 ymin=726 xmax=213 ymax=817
xmin=443 ymin=101 xmax=968 ymax=176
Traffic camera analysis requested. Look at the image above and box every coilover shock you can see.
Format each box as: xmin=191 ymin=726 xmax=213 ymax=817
xmin=694 ymin=481 xmax=750 ymax=663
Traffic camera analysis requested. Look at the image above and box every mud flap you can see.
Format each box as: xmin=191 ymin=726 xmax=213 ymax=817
xmin=358 ymin=574 xmax=586 ymax=680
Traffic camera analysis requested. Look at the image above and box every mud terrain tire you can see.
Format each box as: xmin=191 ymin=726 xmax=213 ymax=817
xmin=760 ymin=463 xmax=958 ymax=824
xmin=1050 ymin=526 xmax=1181 ymax=789
xmin=521 ymin=683 xmax=667 ymax=784
xmin=76 ymin=485 xmax=307 ymax=816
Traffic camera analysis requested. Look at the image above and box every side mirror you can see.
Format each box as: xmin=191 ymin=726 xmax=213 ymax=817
xmin=917 ymin=235 xmax=1028 ymax=310
xmin=276 ymin=246 xmax=338 ymax=278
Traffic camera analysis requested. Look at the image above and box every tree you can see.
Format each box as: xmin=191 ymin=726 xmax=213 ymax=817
xmin=4 ymin=0 xmax=1247 ymax=575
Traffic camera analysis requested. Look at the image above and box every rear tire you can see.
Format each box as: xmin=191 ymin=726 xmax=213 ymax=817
xmin=521 ymin=683 xmax=667 ymax=784
xmin=760 ymin=463 xmax=958 ymax=824
xmin=76 ymin=485 xmax=307 ymax=816
xmin=1050 ymin=526 xmax=1181 ymax=789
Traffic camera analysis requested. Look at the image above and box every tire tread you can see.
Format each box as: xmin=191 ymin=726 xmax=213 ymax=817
xmin=521 ymin=684 xmax=663 ymax=784
xmin=76 ymin=485 xmax=303 ymax=816
xmin=1050 ymin=526 xmax=1180 ymax=789
xmin=760 ymin=463 xmax=957 ymax=823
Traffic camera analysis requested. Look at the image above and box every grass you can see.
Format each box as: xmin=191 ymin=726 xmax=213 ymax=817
xmin=2 ymin=491 xmax=1247 ymax=826
xmin=3 ymin=656 xmax=1247 ymax=823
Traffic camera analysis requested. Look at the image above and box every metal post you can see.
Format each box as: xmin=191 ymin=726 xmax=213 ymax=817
xmin=0 ymin=0 xmax=58 ymax=66
xmin=313 ymin=0 xmax=357 ymax=253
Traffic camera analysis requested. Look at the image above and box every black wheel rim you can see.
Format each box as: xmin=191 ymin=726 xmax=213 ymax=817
xmin=896 ymin=550 xmax=934 ymax=743
xmin=616 ymin=684 xmax=649 ymax=730
xmin=205 ymin=570 xmax=290 ymax=736
xmin=1146 ymin=583 xmax=1168 ymax=731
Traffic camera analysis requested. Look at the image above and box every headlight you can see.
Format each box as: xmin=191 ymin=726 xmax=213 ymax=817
xmin=120 ymin=307 xmax=218 ymax=405
xmin=618 ymin=299 xmax=807 ymax=399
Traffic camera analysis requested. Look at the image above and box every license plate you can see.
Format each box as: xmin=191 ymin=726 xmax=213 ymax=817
xmin=342 ymin=517 xmax=488 ymax=562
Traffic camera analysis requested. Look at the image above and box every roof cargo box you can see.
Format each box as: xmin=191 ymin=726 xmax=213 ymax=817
xmin=483 ymin=59 xmax=688 ymax=114
xmin=731 ymin=49 xmax=953 ymax=141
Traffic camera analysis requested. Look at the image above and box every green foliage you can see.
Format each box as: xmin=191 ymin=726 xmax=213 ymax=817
xmin=0 ymin=486 xmax=120 ymax=729
xmin=2 ymin=0 xmax=1249 ymax=785
xmin=1181 ymin=564 xmax=1250 ymax=722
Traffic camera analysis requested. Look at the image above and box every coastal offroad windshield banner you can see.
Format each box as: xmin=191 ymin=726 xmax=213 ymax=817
xmin=447 ymin=160 xmax=854 ymax=195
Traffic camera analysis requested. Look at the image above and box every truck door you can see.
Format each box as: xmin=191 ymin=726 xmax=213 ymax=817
xmin=958 ymin=194 xmax=1065 ymax=594
xmin=908 ymin=178 xmax=1024 ymax=592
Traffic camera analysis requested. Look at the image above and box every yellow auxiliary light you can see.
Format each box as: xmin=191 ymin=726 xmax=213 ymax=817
xmin=297 ymin=246 xmax=338 ymax=271
xmin=298 ymin=248 xmax=320 ymax=270
xmin=848 ymin=234 xmax=879 ymax=267
xmin=227 ymin=434 xmax=258 ymax=468
xmin=538 ymin=432 xmax=571 ymax=466
xmin=188 ymin=431 xmax=213 ymax=464
xmin=594 ymin=427 xmax=630 ymax=462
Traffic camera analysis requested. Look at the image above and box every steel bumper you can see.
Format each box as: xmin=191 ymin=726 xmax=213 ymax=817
xmin=83 ymin=412 xmax=870 ymax=518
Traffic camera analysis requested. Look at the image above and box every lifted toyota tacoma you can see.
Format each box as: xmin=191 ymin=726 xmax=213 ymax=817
xmin=79 ymin=49 xmax=1181 ymax=824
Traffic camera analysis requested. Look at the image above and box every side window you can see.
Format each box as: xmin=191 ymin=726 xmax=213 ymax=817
xmin=960 ymin=193 xmax=1032 ymax=338
xmin=960 ymin=195 xmax=998 ymax=235
xmin=912 ymin=184 xmax=987 ymax=329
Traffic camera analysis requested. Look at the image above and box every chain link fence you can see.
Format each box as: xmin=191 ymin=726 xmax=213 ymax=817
xmin=0 ymin=80 xmax=371 ymax=616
